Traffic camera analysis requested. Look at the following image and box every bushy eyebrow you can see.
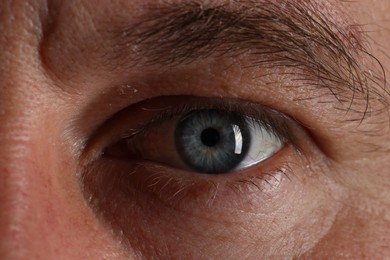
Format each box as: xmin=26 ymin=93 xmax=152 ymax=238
xmin=108 ymin=0 xmax=387 ymax=119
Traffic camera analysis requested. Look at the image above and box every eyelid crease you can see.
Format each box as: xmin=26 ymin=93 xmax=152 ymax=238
xmin=106 ymin=0 xmax=387 ymax=123
xmin=84 ymin=153 xmax=297 ymax=212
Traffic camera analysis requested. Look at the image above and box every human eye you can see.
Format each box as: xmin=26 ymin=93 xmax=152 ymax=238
xmin=67 ymin=0 xmax=390 ymax=256
xmin=80 ymin=86 xmax=338 ymax=259
xmin=105 ymin=96 xmax=293 ymax=176
xmin=82 ymin=95 xmax=311 ymax=214
xmin=174 ymin=107 xmax=283 ymax=173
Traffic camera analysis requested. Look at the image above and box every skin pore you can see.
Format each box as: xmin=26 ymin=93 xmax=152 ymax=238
xmin=0 ymin=0 xmax=389 ymax=259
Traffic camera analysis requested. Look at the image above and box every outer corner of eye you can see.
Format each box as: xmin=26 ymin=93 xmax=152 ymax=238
xmin=84 ymin=96 xmax=309 ymax=217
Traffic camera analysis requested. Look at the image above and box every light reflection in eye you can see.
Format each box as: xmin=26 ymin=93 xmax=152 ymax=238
xmin=232 ymin=124 xmax=243 ymax=154
xmin=175 ymin=109 xmax=250 ymax=174
xmin=102 ymin=97 xmax=298 ymax=184
xmin=235 ymin=118 xmax=284 ymax=170
xmin=175 ymin=109 xmax=284 ymax=174
xmin=96 ymin=97 xmax=302 ymax=210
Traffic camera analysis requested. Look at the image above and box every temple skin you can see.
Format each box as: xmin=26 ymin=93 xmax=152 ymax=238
xmin=0 ymin=0 xmax=389 ymax=259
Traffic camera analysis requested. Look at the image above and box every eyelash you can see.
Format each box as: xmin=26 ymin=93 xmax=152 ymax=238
xmin=117 ymin=97 xmax=298 ymax=147
xmin=95 ymin=96 xmax=303 ymax=207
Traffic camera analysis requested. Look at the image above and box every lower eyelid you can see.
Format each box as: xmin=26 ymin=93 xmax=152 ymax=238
xmin=82 ymin=96 xmax=315 ymax=215
xmin=93 ymin=145 xmax=296 ymax=213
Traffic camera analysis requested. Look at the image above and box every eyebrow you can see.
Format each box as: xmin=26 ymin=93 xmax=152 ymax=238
xmin=107 ymin=0 xmax=387 ymax=117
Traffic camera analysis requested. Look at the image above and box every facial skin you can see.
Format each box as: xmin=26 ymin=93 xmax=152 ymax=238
xmin=0 ymin=0 xmax=389 ymax=259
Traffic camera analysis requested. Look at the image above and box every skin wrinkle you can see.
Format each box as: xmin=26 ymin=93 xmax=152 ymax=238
xmin=37 ymin=0 xmax=390 ymax=150
xmin=0 ymin=1 xmax=389 ymax=259
xmin=106 ymin=0 xmax=388 ymax=120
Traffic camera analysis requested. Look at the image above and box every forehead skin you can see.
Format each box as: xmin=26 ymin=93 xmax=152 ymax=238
xmin=0 ymin=0 xmax=389 ymax=259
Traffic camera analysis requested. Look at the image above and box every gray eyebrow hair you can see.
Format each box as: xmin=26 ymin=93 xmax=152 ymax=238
xmin=109 ymin=0 xmax=387 ymax=119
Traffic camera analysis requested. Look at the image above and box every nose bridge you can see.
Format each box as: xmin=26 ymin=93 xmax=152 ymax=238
xmin=0 ymin=60 xmax=72 ymax=260
xmin=0 ymin=44 xmax=94 ymax=258
xmin=0 ymin=56 xmax=52 ymax=260
xmin=0 ymin=127 xmax=39 ymax=259
xmin=0 ymin=3 xmax=55 ymax=258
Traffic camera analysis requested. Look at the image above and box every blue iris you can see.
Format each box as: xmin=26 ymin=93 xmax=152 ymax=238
xmin=175 ymin=109 xmax=250 ymax=174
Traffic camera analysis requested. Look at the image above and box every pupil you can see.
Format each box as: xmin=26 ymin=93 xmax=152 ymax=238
xmin=175 ymin=109 xmax=251 ymax=174
xmin=201 ymin=128 xmax=220 ymax=147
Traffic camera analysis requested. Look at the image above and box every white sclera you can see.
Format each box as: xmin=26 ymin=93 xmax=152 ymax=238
xmin=234 ymin=119 xmax=283 ymax=170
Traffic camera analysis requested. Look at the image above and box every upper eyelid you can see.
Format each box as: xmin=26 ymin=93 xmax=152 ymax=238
xmin=80 ymin=95 xmax=303 ymax=167
xmin=39 ymin=0 xmax=388 ymax=132
xmin=119 ymin=96 xmax=298 ymax=147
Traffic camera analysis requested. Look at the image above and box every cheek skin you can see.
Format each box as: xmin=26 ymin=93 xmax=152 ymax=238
xmin=301 ymin=0 xmax=390 ymax=257
xmin=304 ymin=207 xmax=390 ymax=259
xmin=0 ymin=8 xmax=130 ymax=255
xmin=0 ymin=91 xmax=130 ymax=259
xmin=304 ymin=159 xmax=390 ymax=258
xmin=1 ymin=0 xmax=390 ymax=259
xmin=82 ymin=154 xmax=345 ymax=259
